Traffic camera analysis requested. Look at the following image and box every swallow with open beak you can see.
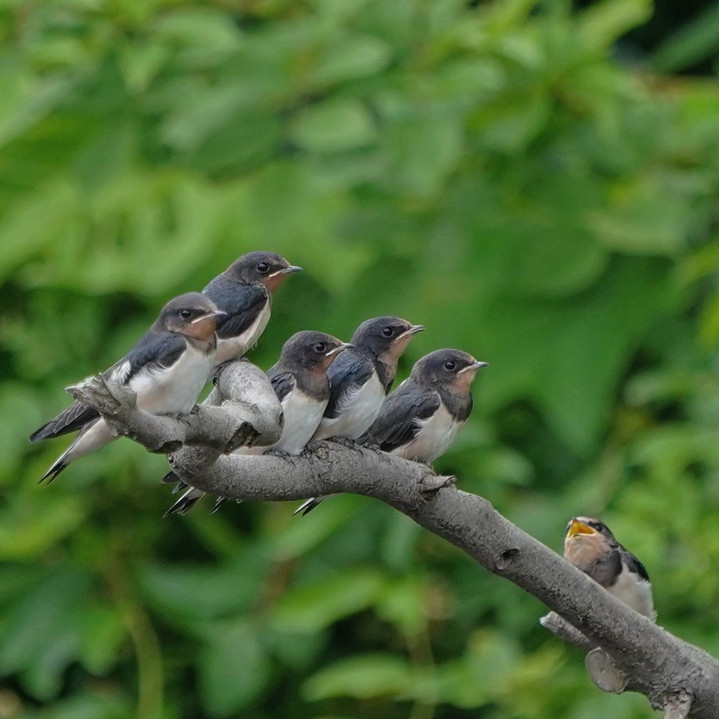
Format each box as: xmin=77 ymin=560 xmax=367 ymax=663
xmin=564 ymin=516 xmax=656 ymax=620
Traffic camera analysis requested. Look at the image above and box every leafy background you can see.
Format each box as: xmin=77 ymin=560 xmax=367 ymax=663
xmin=2 ymin=0 xmax=719 ymax=717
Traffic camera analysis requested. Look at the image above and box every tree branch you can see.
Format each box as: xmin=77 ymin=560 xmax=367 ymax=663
xmin=69 ymin=362 xmax=719 ymax=718
xmin=67 ymin=359 xmax=283 ymax=460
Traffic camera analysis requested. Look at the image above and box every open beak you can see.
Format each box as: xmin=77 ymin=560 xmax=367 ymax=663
xmin=325 ymin=342 xmax=353 ymax=357
xmin=269 ymin=265 xmax=303 ymax=278
xmin=566 ymin=518 xmax=597 ymax=539
xmin=458 ymin=360 xmax=489 ymax=374
xmin=192 ymin=310 xmax=227 ymax=324
xmin=397 ymin=324 xmax=425 ymax=340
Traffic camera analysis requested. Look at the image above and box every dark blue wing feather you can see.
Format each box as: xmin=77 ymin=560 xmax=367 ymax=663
xmin=121 ymin=331 xmax=187 ymax=382
xmin=323 ymin=351 xmax=374 ymax=419
xmin=29 ymin=401 xmax=100 ymax=441
xmin=203 ymin=275 xmax=268 ymax=340
xmin=267 ymin=368 xmax=296 ymax=403
xmin=363 ymin=382 xmax=440 ymax=452
xmin=29 ymin=330 xmax=186 ymax=441
xmin=621 ymin=549 xmax=650 ymax=582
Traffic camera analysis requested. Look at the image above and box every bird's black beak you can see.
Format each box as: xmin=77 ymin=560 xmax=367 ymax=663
xmin=397 ymin=324 xmax=425 ymax=340
xmin=270 ymin=265 xmax=303 ymax=278
xmin=191 ymin=310 xmax=227 ymax=324
xmin=325 ymin=342 xmax=353 ymax=357
xmin=458 ymin=360 xmax=488 ymax=374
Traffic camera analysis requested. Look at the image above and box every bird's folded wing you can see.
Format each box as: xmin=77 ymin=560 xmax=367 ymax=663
xmin=29 ymin=400 xmax=101 ymax=441
xmin=620 ymin=548 xmax=651 ymax=582
xmin=323 ymin=354 xmax=373 ymax=418
xmin=117 ymin=332 xmax=187 ymax=383
xmin=203 ymin=278 xmax=267 ymax=340
xmin=363 ymin=385 xmax=440 ymax=452
xmin=267 ymin=368 xmax=296 ymax=403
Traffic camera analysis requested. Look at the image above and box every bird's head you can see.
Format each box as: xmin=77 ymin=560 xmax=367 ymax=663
xmin=412 ymin=349 xmax=488 ymax=393
xmin=563 ymin=516 xmax=617 ymax=566
xmin=160 ymin=293 xmax=227 ymax=341
xmin=280 ymin=331 xmax=351 ymax=373
xmin=350 ymin=316 xmax=424 ymax=362
xmin=224 ymin=251 xmax=302 ymax=291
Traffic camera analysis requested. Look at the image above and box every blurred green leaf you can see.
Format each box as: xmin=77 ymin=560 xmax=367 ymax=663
xmin=577 ymin=0 xmax=652 ymax=51
xmin=153 ymin=8 xmax=242 ymax=50
xmin=270 ymin=568 xmax=385 ymax=632
xmin=0 ymin=569 xmax=96 ymax=699
xmin=78 ymin=607 xmax=126 ymax=675
xmin=379 ymin=105 xmax=464 ymax=195
xmin=0 ymin=495 xmax=86 ymax=560
xmin=291 ymin=99 xmax=376 ymax=153
xmin=374 ymin=574 xmax=429 ymax=639
xmin=653 ymin=2 xmax=719 ymax=72
xmin=198 ymin=620 xmax=271 ymax=717
xmin=21 ymin=691 xmax=131 ymax=719
xmin=138 ymin=555 xmax=268 ymax=621
xmin=303 ymin=654 xmax=414 ymax=700
xmin=311 ymin=34 xmax=393 ymax=85
xmin=590 ymin=174 xmax=691 ymax=254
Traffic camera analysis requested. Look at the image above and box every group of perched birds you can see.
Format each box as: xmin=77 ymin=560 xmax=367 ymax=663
xmin=29 ymin=250 xmax=655 ymax=622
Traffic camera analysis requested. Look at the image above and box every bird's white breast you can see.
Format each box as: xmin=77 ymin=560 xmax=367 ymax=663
xmin=610 ymin=565 xmax=656 ymax=620
xmin=275 ymin=390 xmax=327 ymax=455
xmin=215 ymin=300 xmax=271 ymax=365
xmin=394 ymin=403 xmax=463 ymax=463
xmin=131 ymin=344 xmax=214 ymax=415
xmin=314 ymin=372 xmax=385 ymax=440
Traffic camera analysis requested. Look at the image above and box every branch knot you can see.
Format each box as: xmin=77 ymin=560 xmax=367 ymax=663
xmin=417 ymin=473 xmax=455 ymax=500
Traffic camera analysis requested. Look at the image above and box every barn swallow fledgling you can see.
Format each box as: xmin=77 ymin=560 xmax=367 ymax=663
xmin=31 ymin=293 xmax=225 ymax=482
xmin=362 ymin=348 xmax=486 ymax=459
xmin=203 ymin=251 xmax=302 ymax=366
xmin=165 ymin=331 xmax=350 ymax=515
xmin=312 ymin=316 xmax=425 ymax=442
xmin=292 ymin=317 xmax=423 ymax=516
xmin=295 ymin=348 xmax=486 ymax=515
xmin=564 ymin=517 xmax=656 ymax=620
xmin=28 ymin=251 xmax=300 ymax=447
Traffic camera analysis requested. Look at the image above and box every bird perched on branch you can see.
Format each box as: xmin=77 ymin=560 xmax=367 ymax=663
xmin=296 ymin=348 xmax=486 ymax=515
xmin=30 ymin=293 xmax=225 ymax=482
xmin=166 ymin=330 xmax=350 ymax=515
xmin=363 ymin=348 xmax=487 ymax=461
xmin=203 ymin=251 xmax=302 ymax=366
xmin=564 ymin=516 xmax=656 ymax=620
xmin=293 ymin=316 xmax=424 ymax=515
xmin=312 ymin=316 xmax=424 ymax=442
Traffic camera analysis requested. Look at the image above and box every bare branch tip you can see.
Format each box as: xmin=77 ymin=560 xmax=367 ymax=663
xmin=417 ymin=473 xmax=456 ymax=500
xmin=661 ymin=691 xmax=692 ymax=719
xmin=540 ymin=612 xmax=595 ymax=652
xmin=585 ymin=648 xmax=627 ymax=694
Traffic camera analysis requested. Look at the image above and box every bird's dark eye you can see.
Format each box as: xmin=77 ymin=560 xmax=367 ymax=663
xmin=314 ymin=342 xmax=326 ymax=353
xmin=444 ymin=360 xmax=456 ymax=371
xmin=256 ymin=262 xmax=270 ymax=273
xmin=180 ymin=309 xmax=192 ymax=320
xmin=382 ymin=327 xmax=394 ymax=337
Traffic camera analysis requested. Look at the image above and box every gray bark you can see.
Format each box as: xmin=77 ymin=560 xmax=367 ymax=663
xmin=67 ymin=360 xmax=719 ymax=718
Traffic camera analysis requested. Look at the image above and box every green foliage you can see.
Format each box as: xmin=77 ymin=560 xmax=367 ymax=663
xmin=3 ymin=0 xmax=719 ymax=717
